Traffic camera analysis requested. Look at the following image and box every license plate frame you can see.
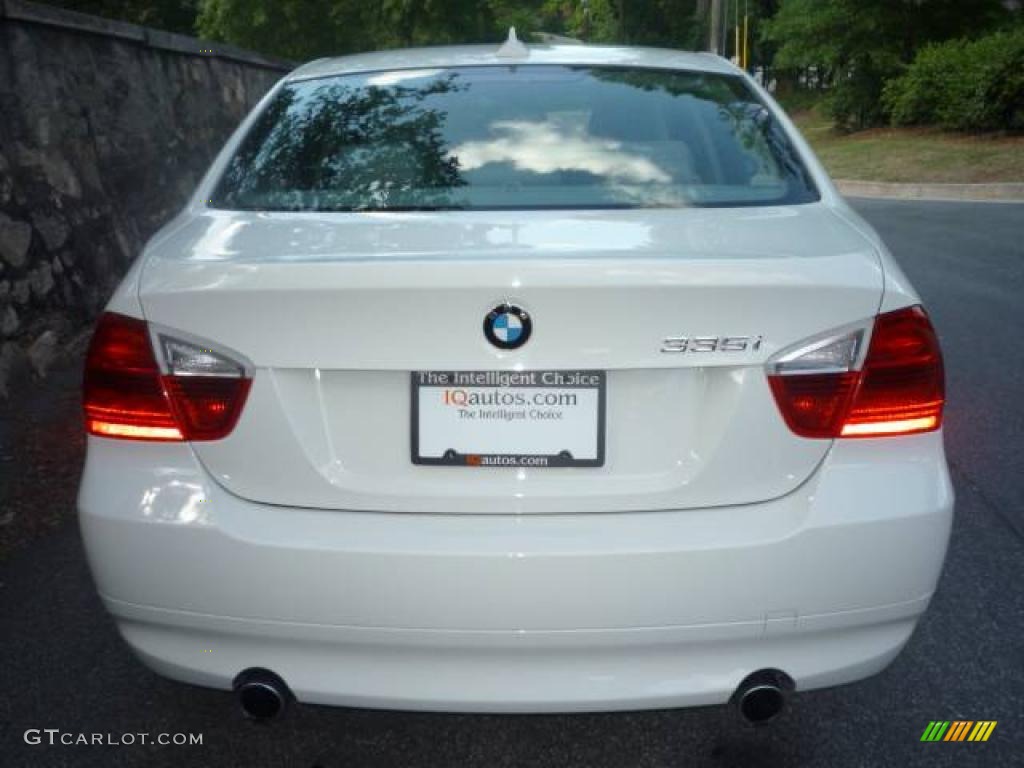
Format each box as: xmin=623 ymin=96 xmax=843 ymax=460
xmin=411 ymin=370 xmax=606 ymax=468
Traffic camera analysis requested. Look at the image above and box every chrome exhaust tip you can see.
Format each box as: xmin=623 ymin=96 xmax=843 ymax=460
xmin=233 ymin=668 xmax=291 ymax=721
xmin=732 ymin=669 xmax=794 ymax=725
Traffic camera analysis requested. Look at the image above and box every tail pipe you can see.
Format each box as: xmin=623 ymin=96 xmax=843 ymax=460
xmin=233 ymin=668 xmax=292 ymax=721
xmin=731 ymin=669 xmax=795 ymax=725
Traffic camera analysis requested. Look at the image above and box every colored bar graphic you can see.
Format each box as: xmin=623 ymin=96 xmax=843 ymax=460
xmin=921 ymin=721 xmax=950 ymax=741
xmin=969 ymin=722 xmax=997 ymax=742
xmin=945 ymin=721 xmax=972 ymax=741
xmin=921 ymin=721 xmax=996 ymax=742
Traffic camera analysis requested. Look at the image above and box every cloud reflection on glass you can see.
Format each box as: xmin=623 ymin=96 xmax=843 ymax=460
xmin=453 ymin=120 xmax=671 ymax=185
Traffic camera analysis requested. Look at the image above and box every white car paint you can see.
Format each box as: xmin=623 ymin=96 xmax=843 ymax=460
xmin=79 ymin=42 xmax=952 ymax=713
xmin=137 ymin=205 xmax=882 ymax=514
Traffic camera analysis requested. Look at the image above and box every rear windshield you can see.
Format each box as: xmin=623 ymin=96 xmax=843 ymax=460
xmin=211 ymin=65 xmax=819 ymax=211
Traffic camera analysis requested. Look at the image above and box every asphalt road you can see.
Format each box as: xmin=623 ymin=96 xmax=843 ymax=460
xmin=1 ymin=200 xmax=1022 ymax=768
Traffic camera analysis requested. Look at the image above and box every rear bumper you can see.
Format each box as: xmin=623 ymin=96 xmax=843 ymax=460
xmin=78 ymin=432 xmax=953 ymax=713
xmin=107 ymin=595 xmax=926 ymax=713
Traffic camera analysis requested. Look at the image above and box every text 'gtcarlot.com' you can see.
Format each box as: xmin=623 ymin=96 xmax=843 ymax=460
xmin=24 ymin=729 xmax=203 ymax=746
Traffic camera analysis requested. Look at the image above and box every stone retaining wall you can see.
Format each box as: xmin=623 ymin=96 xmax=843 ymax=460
xmin=0 ymin=0 xmax=291 ymax=395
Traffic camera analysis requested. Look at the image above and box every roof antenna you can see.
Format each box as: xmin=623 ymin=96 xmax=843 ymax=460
xmin=496 ymin=26 xmax=529 ymax=59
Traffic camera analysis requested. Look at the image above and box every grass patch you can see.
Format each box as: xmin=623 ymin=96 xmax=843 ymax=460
xmin=791 ymin=107 xmax=1024 ymax=183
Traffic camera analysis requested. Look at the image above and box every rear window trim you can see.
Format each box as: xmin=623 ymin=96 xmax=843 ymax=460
xmin=209 ymin=63 xmax=821 ymax=213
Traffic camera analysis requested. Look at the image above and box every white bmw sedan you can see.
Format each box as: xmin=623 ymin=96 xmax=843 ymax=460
xmin=78 ymin=40 xmax=952 ymax=722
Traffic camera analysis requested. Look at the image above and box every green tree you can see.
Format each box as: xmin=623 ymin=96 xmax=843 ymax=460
xmin=196 ymin=0 xmax=556 ymax=60
xmin=763 ymin=0 xmax=1010 ymax=130
xmin=196 ymin=0 xmax=732 ymax=60
xmin=543 ymin=0 xmax=705 ymax=48
xmin=884 ymin=25 xmax=1024 ymax=132
xmin=195 ymin=0 xmax=373 ymax=60
xmin=40 ymin=0 xmax=201 ymax=34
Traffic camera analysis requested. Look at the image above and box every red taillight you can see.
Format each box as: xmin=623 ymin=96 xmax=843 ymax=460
xmin=83 ymin=314 xmax=182 ymax=441
xmin=840 ymin=306 xmax=944 ymax=437
xmin=83 ymin=312 xmax=250 ymax=442
xmin=769 ymin=306 xmax=944 ymax=439
xmin=162 ymin=376 xmax=251 ymax=441
xmin=768 ymin=372 xmax=859 ymax=439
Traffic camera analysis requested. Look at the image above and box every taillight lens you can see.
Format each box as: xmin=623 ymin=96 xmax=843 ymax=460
xmin=83 ymin=312 xmax=250 ymax=441
xmin=768 ymin=306 xmax=944 ymax=439
xmin=83 ymin=314 xmax=182 ymax=440
xmin=840 ymin=306 xmax=944 ymax=436
xmin=162 ymin=377 xmax=250 ymax=441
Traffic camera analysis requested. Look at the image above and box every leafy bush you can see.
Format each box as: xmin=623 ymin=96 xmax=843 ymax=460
xmin=774 ymin=87 xmax=825 ymax=115
xmin=884 ymin=26 xmax=1024 ymax=132
xmin=825 ymin=56 xmax=903 ymax=131
xmin=761 ymin=0 xmax=1013 ymax=132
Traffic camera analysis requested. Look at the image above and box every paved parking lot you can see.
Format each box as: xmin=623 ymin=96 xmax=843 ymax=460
xmin=0 ymin=199 xmax=1021 ymax=767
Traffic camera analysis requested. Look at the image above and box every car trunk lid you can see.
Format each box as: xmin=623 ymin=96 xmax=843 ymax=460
xmin=138 ymin=204 xmax=881 ymax=513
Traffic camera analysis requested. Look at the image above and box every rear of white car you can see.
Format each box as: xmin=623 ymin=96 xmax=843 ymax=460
xmin=78 ymin=43 xmax=952 ymax=719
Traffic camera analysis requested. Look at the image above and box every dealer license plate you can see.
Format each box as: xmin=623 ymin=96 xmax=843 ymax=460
xmin=411 ymin=370 xmax=605 ymax=468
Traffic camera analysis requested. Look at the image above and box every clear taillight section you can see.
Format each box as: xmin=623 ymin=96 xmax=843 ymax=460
xmin=83 ymin=312 xmax=251 ymax=441
xmin=768 ymin=306 xmax=944 ymax=439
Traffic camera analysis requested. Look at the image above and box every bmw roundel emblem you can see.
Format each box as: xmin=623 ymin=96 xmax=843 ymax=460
xmin=484 ymin=303 xmax=532 ymax=350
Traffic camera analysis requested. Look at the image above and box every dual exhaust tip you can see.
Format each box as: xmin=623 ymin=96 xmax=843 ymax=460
xmin=233 ymin=666 xmax=794 ymax=724
xmin=732 ymin=668 xmax=795 ymax=725
xmin=233 ymin=668 xmax=292 ymax=721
